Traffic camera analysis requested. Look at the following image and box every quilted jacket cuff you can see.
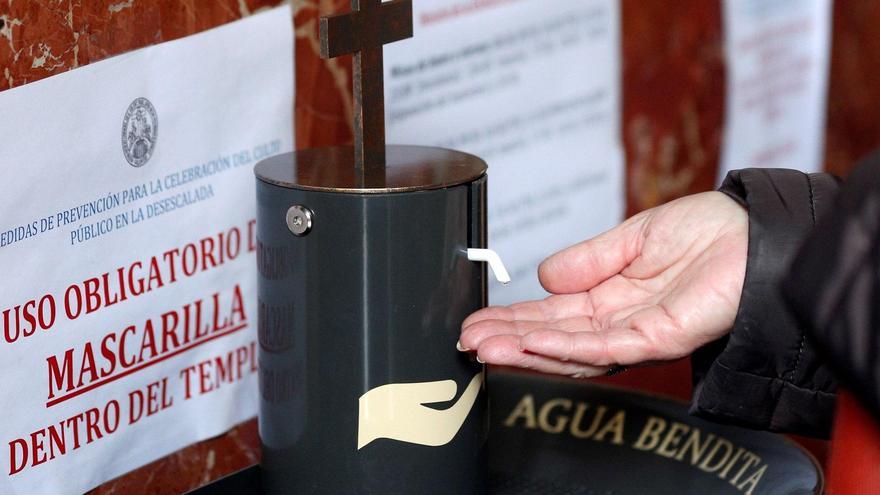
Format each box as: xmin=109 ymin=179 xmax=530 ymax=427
xmin=690 ymin=169 xmax=839 ymax=437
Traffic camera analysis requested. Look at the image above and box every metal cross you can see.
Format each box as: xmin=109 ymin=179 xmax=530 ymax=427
xmin=320 ymin=0 xmax=413 ymax=177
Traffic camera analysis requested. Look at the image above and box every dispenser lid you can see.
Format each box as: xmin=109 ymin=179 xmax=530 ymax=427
xmin=254 ymin=145 xmax=487 ymax=194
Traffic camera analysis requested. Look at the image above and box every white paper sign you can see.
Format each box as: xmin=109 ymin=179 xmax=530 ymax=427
xmin=384 ymin=0 xmax=624 ymax=305
xmin=0 ymin=6 xmax=293 ymax=494
xmin=719 ymin=0 xmax=832 ymax=179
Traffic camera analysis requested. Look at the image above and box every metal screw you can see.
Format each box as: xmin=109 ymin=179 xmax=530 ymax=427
xmin=286 ymin=205 xmax=313 ymax=236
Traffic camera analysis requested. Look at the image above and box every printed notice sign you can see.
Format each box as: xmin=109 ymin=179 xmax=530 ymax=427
xmin=384 ymin=0 xmax=625 ymax=305
xmin=719 ymin=0 xmax=832 ymax=179
xmin=0 ymin=6 xmax=293 ymax=494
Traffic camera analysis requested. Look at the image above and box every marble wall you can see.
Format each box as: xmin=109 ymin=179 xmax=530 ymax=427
xmin=2 ymin=0 xmax=878 ymax=492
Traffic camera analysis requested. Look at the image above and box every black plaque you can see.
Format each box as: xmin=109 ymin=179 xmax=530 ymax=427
xmin=193 ymin=371 xmax=822 ymax=494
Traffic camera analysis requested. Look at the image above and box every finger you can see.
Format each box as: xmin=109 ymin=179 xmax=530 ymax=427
xmin=474 ymin=335 xmax=607 ymax=378
xmin=459 ymin=315 xmax=600 ymax=352
xmin=538 ymin=215 xmax=646 ymax=294
xmin=461 ymin=293 xmax=594 ymax=329
xmin=520 ymin=329 xmax=656 ymax=367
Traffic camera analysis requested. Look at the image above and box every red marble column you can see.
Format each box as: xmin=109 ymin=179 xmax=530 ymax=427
xmin=621 ymin=0 xmax=726 ymax=216
xmin=824 ymin=0 xmax=880 ymax=176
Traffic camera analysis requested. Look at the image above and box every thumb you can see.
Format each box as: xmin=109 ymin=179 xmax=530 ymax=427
xmin=538 ymin=214 xmax=646 ymax=294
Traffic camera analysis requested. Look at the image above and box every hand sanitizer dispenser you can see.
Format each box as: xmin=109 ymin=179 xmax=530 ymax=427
xmin=255 ymin=144 xmax=505 ymax=494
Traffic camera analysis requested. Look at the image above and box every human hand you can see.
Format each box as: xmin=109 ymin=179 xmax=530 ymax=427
xmin=459 ymin=192 xmax=748 ymax=378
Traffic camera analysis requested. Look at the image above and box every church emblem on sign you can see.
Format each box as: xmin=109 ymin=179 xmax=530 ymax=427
xmin=121 ymin=97 xmax=158 ymax=167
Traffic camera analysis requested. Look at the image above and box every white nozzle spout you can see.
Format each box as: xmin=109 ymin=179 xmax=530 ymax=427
xmin=467 ymin=248 xmax=511 ymax=285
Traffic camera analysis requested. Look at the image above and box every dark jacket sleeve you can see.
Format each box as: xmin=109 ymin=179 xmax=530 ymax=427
xmin=781 ymin=154 xmax=880 ymax=423
xmin=689 ymin=168 xmax=840 ymax=437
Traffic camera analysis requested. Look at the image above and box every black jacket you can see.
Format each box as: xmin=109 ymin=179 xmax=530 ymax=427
xmin=690 ymin=153 xmax=880 ymax=438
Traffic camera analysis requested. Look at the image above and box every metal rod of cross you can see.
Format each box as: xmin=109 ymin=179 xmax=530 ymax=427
xmin=320 ymin=0 xmax=414 ymax=181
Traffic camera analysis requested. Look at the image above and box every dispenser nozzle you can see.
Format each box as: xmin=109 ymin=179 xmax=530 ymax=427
xmin=467 ymin=248 xmax=511 ymax=285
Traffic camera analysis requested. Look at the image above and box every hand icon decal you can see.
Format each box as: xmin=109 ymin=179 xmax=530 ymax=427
xmin=357 ymin=371 xmax=484 ymax=450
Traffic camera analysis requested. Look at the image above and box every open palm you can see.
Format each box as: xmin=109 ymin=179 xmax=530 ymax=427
xmin=459 ymin=192 xmax=748 ymax=378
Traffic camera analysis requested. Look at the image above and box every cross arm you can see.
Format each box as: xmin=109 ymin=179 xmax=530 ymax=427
xmin=379 ymin=0 xmax=414 ymax=46
xmin=320 ymin=0 xmax=414 ymax=59
xmin=320 ymin=13 xmax=358 ymax=59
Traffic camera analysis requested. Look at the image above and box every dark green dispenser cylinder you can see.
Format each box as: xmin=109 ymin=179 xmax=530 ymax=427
xmin=255 ymin=145 xmax=489 ymax=494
